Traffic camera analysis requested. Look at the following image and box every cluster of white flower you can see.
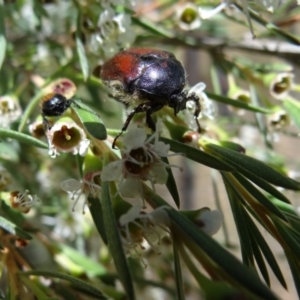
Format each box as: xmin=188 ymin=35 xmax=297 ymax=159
xmin=101 ymin=121 xmax=175 ymax=206
xmin=90 ymin=1 xmax=135 ymax=58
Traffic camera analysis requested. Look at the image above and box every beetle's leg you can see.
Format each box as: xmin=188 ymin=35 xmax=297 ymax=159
xmin=113 ymin=103 xmax=147 ymax=148
xmin=42 ymin=114 xmax=51 ymax=132
xmin=188 ymin=92 xmax=201 ymax=133
xmin=145 ymin=102 xmax=164 ymax=131
xmin=112 ymin=102 xmax=163 ymax=149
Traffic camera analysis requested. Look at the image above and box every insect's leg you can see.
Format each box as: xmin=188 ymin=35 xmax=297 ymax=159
xmin=42 ymin=114 xmax=51 ymax=132
xmin=188 ymin=92 xmax=201 ymax=133
xmin=145 ymin=102 xmax=164 ymax=131
xmin=112 ymin=102 xmax=163 ymax=149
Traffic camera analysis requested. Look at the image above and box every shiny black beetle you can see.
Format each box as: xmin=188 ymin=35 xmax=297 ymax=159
xmin=100 ymin=48 xmax=201 ymax=148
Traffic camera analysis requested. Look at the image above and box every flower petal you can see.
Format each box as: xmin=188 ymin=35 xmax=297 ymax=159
xmin=61 ymin=179 xmax=82 ymax=192
xmin=119 ymin=177 xmax=140 ymax=197
xmin=200 ymin=210 xmax=223 ymax=236
xmin=150 ymin=164 xmax=169 ymax=184
xmin=122 ymin=127 xmax=147 ymax=149
xmin=101 ymin=161 xmax=123 ymax=181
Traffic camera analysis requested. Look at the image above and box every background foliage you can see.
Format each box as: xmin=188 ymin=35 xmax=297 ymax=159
xmin=1 ymin=0 xmax=300 ymax=299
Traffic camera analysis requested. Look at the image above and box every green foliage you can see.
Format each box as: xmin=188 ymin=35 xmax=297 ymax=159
xmin=1 ymin=0 xmax=300 ymax=299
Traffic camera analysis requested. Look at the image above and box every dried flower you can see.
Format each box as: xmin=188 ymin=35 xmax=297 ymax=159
xmin=29 ymin=119 xmax=48 ymax=139
xmin=44 ymin=78 xmax=77 ymax=99
xmin=182 ymin=131 xmax=200 ymax=146
xmin=9 ymin=190 xmax=39 ymax=214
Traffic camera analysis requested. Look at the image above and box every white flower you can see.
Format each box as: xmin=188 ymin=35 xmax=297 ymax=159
xmin=270 ymin=72 xmax=294 ymax=100
xmin=91 ymin=8 xmax=135 ymax=58
xmin=29 ymin=119 xmax=47 ymax=139
xmin=46 ymin=120 xmax=90 ymax=158
xmin=268 ymin=110 xmax=291 ymax=131
xmin=101 ymin=122 xmax=178 ymax=206
xmin=185 ymin=82 xmax=217 ymax=129
xmin=61 ymin=172 xmax=101 ymax=213
xmin=9 ymin=190 xmax=39 ymax=214
xmin=119 ymin=205 xmax=170 ymax=261
xmin=197 ymin=209 xmax=223 ymax=236
xmin=229 ymin=89 xmax=251 ymax=116
xmin=177 ymin=3 xmax=201 ymax=31
xmin=0 ymin=95 xmax=22 ymax=128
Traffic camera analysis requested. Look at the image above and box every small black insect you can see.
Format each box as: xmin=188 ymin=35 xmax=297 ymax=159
xmin=100 ymin=48 xmax=201 ymax=148
xmin=40 ymin=93 xmax=75 ymax=130
xmin=40 ymin=93 xmax=106 ymax=141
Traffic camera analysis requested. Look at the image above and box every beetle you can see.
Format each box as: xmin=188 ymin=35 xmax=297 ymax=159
xmin=40 ymin=93 xmax=104 ymax=136
xmin=100 ymin=48 xmax=201 ymax=148
xmin=40 ymin=93 xmax=75 ymax=130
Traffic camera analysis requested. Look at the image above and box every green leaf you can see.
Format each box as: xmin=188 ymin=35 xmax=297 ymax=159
xmin=143 ymin=186 xmax=279 ymax=300
xmin=88 ymin=196 xmax=107 ymax=244
xmin=222 ymin=176 xmax=254 ymax=266
xmin=246 ymin=214 xmax=287 ymax=289
xmin=219 ymin=141 xmax=246 ymax=153
xmin=235 ymin=168 xmax=291 ymax=204
xmin=206 ymin=92 xmax=271 ymax=113
xmin=0 ymin=216 xmax=32 ymax=240
xmin=286 ymin=255 xmax=300 ymax=298
xmin=59 ymin=244 xmax=106 ymax=277
xmin=71 ymin=101 xmax=107 ymax=140
xmin=0 ymin=141 xmax=19 ymax=162
xmin=0 ymin=1 xmax=6 ymax=70
xmin=18 ymin=90 xmax=45 ymax=133
xmin=249 ymin=231 xmax=270 ymax=286
xmin=235 ymin=3 xmax=300 ymax=46
xmin=283 ymin=98 xmax=300 ymax=129
xmin=172 ymin=234 xmax=184 ymax=300
xmin=76 ymin=13 xmax=89 ymax=81
xmin=274 ymin=219 xmax=300 ymax=257
xmin=169 ymin=210 xmax=279 ymax=300
xmin=162 ymin=157 xmax=180 ymax=208
xmin=101 ymin=180 xmax=135 ymax=299
xmin=0 ymin=129 xmax=48 ymax=149
xmin=205 ymin=143 xmax=300 ymax=190
xmin=161 ymin=137 xmax=235 ymax=172
xmin=21 ymin=270 xmax=107 ymax=299
xmin=0 ymin=200 xmax=26 ymax=227
xmin=233 ymin=173 xmax=288 ymax=221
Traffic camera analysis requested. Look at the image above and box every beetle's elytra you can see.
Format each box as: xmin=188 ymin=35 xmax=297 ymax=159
xmin=100 ymin=48 xmax=201 ymax=148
